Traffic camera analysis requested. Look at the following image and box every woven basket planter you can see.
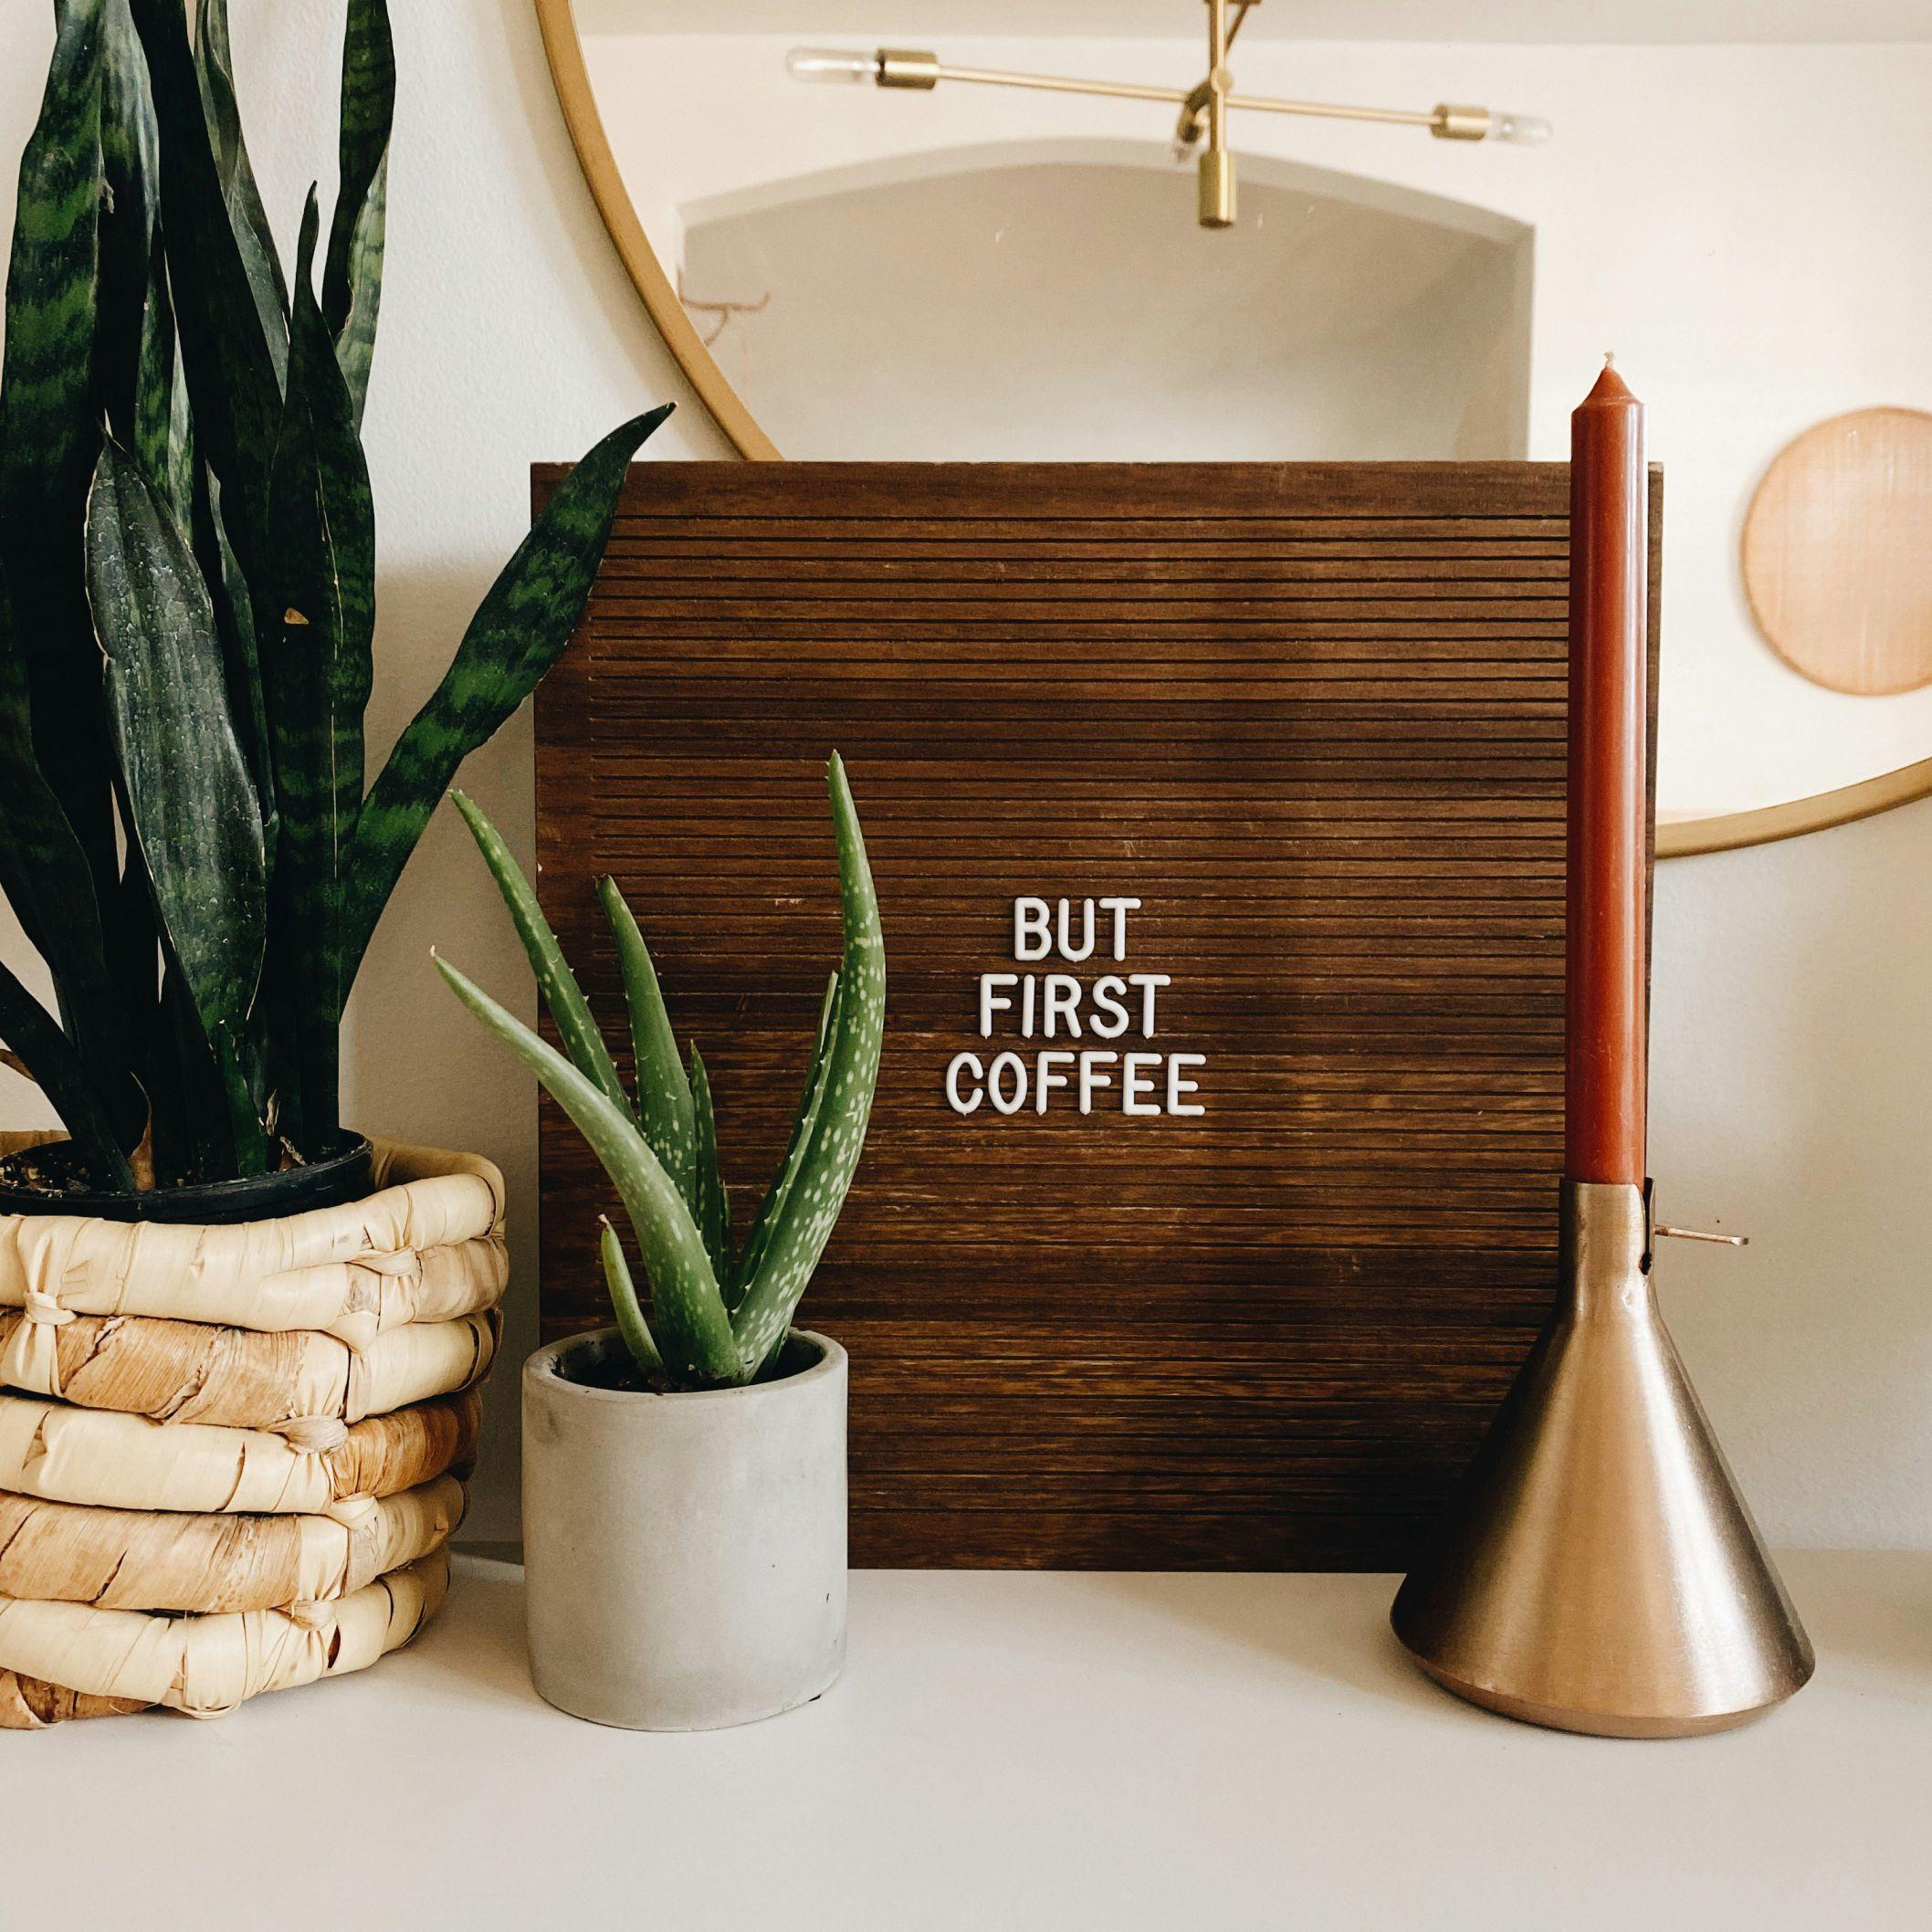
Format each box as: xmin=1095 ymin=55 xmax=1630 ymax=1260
xmin=0 ymin=1139 xmax=504 ymax=1725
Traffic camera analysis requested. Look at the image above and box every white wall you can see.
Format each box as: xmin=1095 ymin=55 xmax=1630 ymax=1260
xmin=2 ymin=3 xmax=1929 ymax=1554
xmin=589 ymin=31 xmax=1932 ymax=823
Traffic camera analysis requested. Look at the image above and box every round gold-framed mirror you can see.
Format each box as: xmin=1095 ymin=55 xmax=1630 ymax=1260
xmin=535 ymin=0 xmax=1932 ymax=857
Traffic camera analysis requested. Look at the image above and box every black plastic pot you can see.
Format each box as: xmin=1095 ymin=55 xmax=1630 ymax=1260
xmin=0 ymin=1135 xmax=374 ymax=1224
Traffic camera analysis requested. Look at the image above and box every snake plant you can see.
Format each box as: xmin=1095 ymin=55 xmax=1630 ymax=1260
xmin=435 ymin=756 xmax=887 ymax=1387
xmin=0 ymin=0 xmax=668 ymax=1191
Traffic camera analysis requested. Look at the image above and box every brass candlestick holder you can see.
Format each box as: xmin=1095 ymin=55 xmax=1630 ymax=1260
xmin=1390 ymin=1181 xmax=1813 ymax=1738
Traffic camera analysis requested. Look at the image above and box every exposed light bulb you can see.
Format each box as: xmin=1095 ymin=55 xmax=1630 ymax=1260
xmin=785 ymin=47 xmax=879 ymax=85
xmin=1490 ymin=110 xmax=1552 ymax=145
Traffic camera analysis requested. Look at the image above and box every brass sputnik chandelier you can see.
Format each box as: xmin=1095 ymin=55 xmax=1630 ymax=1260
xmin=788 ymin=0 xmax=1549 ymax=231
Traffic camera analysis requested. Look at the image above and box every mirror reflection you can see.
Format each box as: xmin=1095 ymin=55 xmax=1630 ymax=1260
xmin=572 ymin=4 xmax=1932 ymax=824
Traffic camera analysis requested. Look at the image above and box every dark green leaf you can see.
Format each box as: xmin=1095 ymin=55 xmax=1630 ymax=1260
xmin=191 ymin=0 xmax=288 ymax=388
xmin=322 ymin=0 xmax=393 ymax=422
xmin=342 ymin=404 xmax=673 ymax=974
xmin=0 ymin=0 xmax=121 ymax=908
xmin=192 ymin=469 xmax=275 ymax=871
xmin=129 ymin=0 xmax=283 ymax=604
xmin=87 ymin=440 xmax=267 ymax=1068
xmin=96 ymin=0 xmax=161 ymax=457
xmin=257 ymin=193 xmax=374 ymax=1148
xmin=144 ymin=951 xmax=276 ymax=1183
xmin=0 ymin=959 xmax=134 ymax=1192
xmin=0 ymin=562 xmax=146 ymax=1159
xmin=130 ymin=222 xmax=177 ymax=499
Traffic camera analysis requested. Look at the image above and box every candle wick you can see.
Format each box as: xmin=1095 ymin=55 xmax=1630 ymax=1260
xmin=1604 ymin=351 xmax=1616 ymax=368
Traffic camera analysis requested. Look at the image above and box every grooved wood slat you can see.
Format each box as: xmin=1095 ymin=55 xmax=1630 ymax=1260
xmin=532 ymin=460 xmax=1663 ymax=1570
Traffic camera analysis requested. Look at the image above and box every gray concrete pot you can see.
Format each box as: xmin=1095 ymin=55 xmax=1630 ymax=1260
xmin=521 ymin=1327 xmax=847 ymax=1731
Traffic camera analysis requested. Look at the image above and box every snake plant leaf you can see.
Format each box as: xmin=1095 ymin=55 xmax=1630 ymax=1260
xmin=342 ymin=403 xmax=674 ymax=974
xmin=192 ymin=470 xmax=275 ymax=871
xmin=104 ymin=831 xmax=160 ymax=1074
xmin=279 ymin=194 xmax=376 ymax=843
xmin=191 ymin=0 xmax=289 ymax=389
xmin=435 ymin=953 xmax=741 ymax=1386
xmin=688 ymin=1045 xmax=733 ymax=1282
xmin=0 ymin=961 xmax=134 ymax=1192
xmin=449 ymin=791 xmax=627 ymax=1112
xmin=599 ymin=1218 xmax=663 ymax=1377
xmin=97 ymin=0 xmax=162 ymax=460
xmin=322 ymin=0 xmax=394 ymax=422
xmin=87 ymin=441 xmax=268 ymax=1078
xmin=129 ymin=0 xmax=284 ymax=598
xmin=258 ymin=193 xmax=376 ymax=1147
xmin=0 ymin=0 xmax=121 ymax=906
xmin=131 ymin=226 xmax=179 ymax=502
xmin=0 ymin=564 xmax=146 ymax=1166
xmin=730 ymin=971 xmax=839 ymax=1312
xmin=730 ymin=755 xmax=886 ymax=1375
xmin=596 ymin=875 xmax=696 ymax=1197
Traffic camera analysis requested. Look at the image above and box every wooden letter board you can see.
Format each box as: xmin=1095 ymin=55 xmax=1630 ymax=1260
xmin=533 ymin=461 xmax=1662 ymax=1570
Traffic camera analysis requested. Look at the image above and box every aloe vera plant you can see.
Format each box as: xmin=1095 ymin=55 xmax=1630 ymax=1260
xmin=435 ymin=756 xmax=886 ymax=1387
xmin=0 ymin=0 xmax=669 ymax=1191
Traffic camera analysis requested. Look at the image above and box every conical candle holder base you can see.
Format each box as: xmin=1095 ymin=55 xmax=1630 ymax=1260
xmin=1391 ymin=1181 xmax=1814 ymax=1738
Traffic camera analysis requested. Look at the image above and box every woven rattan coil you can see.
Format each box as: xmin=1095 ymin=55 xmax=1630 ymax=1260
xmin=0 ymin=1474 xmax=466 ymax=1613
xmin=0 ymin=1388 xmax=479 ymax=1515
xmin=0 ymin=1138 xmax=506 ymax=1350
xmin=0 ymin=1304 xmax=499 ymax=1442
xmin=0 ymin=1547 xmax=450 ymax=1722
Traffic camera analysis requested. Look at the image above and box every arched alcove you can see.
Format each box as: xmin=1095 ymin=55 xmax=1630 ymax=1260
xmin=676 ymin=140 xmax=1533 ymax=461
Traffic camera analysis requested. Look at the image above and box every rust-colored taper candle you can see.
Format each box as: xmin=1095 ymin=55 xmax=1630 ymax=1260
xmin=1565 ymin=360 xmax=1647 ymax=1185
xmin=1392 ymin=360 xmax=1815 ymax=1738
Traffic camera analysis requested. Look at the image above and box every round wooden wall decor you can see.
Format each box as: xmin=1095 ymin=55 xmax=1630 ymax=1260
xmin=1742 ymin=406 xmax=1932 ymax=697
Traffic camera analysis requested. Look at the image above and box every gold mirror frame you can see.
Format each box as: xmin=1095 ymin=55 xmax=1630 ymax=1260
xmin=535 ymin=0 xmax=1932 ymax=858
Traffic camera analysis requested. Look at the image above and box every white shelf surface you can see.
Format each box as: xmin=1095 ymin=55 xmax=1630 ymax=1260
xmin=8 ymin=1551 xmax=1932 ymax=1930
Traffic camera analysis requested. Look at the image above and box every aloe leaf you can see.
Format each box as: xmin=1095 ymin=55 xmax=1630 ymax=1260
xmin=731 ymin=755 xmax=886 ymax=1374
xmin=599 ymin=1219 xmax=662 ymax=1377
xmin=688 ymin=1045 xmax=733 ymax=1282
xmin=130 ymin=0 xmax=283 ymax=597
xmin=191 ymin=0 xmax=289 ymax=388
xmin=342 ymin=403 xmax=674 ymax=974
xmin=730 ymin=971 xmax=839 ymax=1312
xmin=322 ymin=0 xmax=394 ymax=422
xmin=449 ymin=792 xmax=626 ymax=1111
xmin=596 ymin=875 xmax=696 ymax=1196
xmin=0 ymin=0 xmax=120 ymax=904
xmin=0 ymin=961 xmax=134 ymax=1192
xmin=435 ymin=953 xmax=740 ymax=1386
xmin=86 ymin=442 xmax=268 ymax=1090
